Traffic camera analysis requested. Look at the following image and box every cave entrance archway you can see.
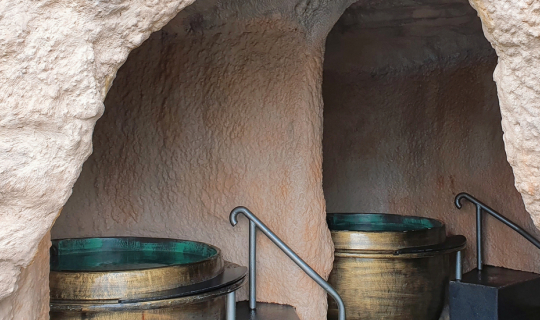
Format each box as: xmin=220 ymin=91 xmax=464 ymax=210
xmin=322 ymin=0 xmax=540 ymax=287
xmin=48 ymin=1 xmax=342 ymax=319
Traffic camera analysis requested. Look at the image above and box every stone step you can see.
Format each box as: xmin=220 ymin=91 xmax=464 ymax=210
xmin=236 ymin=301 xmax=300 ymax=320
xmin=449 ymin=265 xmax=540 ymax=320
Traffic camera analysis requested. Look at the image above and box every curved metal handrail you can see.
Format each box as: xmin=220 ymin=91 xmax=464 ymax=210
xmin=230 ymin=206 xmax=346 ymax=320
xmin=455 ymin=192 xmax=540 ymax=271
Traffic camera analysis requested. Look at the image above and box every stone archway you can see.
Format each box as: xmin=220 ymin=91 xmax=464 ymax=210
xmin=1 ymin=0 xmax=539 ymax=319
xmin=0 ymin=0 xmax=352 ymax=319
xmin=321 ymin=0 xmax=540 ymax=282
xmin=48 ymin=0 xmax=355 ymax=318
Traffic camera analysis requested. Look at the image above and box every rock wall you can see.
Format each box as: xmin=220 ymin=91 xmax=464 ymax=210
xmin=0 ymin=233 xmax=50 ymax=320
xmin=3 ymin=0 xmax=540 ymax=318
xmin=323 ymin=0 xmax=540 ymax=274
xmin=0 ymin=0 xmax=196 ymax=318
xmin=50 ymin=1 xmax=353 ymax=319
xmin=468 ymin=0 xmax=540 ymax=229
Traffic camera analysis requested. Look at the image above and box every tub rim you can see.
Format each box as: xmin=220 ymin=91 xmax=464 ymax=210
xmin=327 ymin=213 xmax=447 ymax=251
xmin=49 ymin=236 xmax=225 ymax=301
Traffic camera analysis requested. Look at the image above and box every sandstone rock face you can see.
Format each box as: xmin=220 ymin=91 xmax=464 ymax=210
xmin=3 ymin=0 xmax=540 ymax=319
xmin=0 ymin=0 xmax=195 ymax=318
xmin=467 ymin=0 xmax=540 ymax=229
xmin=0 ymin=233 xmax=50 ymax=320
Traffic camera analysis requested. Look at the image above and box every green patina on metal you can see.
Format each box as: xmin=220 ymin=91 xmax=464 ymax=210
xmin=51 ymin=237 xmax=218 ymax=272
xmin=327 ymin=213 xmax=441 ymax=232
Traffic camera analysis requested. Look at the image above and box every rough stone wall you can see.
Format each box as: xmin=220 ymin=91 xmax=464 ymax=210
xmin=467 ymin=0 xmax=540 ymax=229
xmin=323 ymin=0 xmax=540 ymax=277
xmin=0 ymin=0 xmax=198 ymax=318
xmin=50 ymin=1 xmax=352 ymax=319
xmin=3 ymin=0 xmax=540 ymax=318
xmin=0 ymin=233 xmax=50 ymax=320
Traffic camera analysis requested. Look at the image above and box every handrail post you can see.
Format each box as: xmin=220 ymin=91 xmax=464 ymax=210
xmin=476 ymin=204 xmax=483 ymax=270
xmin=249 ymin=220 xmax=257 ymax=310
xmin=230 ymin=206 xmax=346 ymax=320
xmin=226 ymin=291 xmax=236 ymax=320
xmin=455 ymin=250 xmax=462 ymax=281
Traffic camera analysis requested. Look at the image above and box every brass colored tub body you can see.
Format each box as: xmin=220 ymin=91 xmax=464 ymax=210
xmin=49 ymin=237 xmax=239 ymax=320
xmin=327 ymin=213 xmax=465 ymax=320
xmin=50 ymin=277 xmax=244 ymax=320
xmin=328 ymin=251 xmax=449 ymax=320
xmin=51 ymin=297 xmax=225 ymax=320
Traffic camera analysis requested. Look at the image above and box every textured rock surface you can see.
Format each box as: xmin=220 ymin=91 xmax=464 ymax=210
xmin=3 ymin=0 xmax=540 ymax=318
xmin=467 ymin=0 xmax=540 ymax=229
xmin=323 ymin=0 xmax=540 ymax=277
xmin=0 ymin=233 xmax=50 ymax=320
xmin=0 ymin=0 xmax=196 ymax=318
xmin=50 ymin=1 xmax=352 ymax=319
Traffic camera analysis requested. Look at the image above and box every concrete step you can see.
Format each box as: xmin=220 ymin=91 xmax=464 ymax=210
xmin=236 ymin=301 xmax=300 ymax=320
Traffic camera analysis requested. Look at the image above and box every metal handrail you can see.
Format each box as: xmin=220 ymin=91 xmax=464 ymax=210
xmin=230 ymin=206 xmax=346 ymax=320
xmin=455 ymin=192 xmax=540 ymax=271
